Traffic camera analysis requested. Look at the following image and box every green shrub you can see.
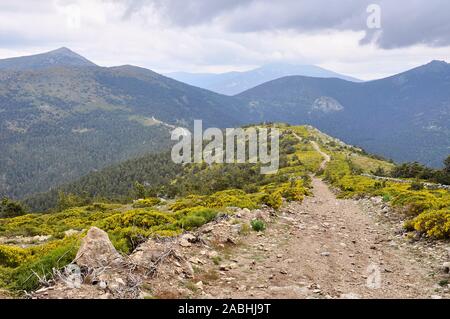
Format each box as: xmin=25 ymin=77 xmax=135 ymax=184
xmin=0 ymin=198 xmax=27 ymax=218
xmin=409 ymin=181 xmax=425 ymax=191
xmin=176 ymin=208 xmax=218 ymax=230
xmin=251 ymin=219 xmax=266 ymax=232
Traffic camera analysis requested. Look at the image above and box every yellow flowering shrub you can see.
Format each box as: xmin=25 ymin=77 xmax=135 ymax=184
xmin=132 ymin=197 xmax=162 ymax=208
xmin=410 ymin=209 xmax=450 ymax=239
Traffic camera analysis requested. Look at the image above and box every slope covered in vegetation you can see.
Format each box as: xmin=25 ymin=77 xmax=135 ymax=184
xmin=0 ymin=125 xmax=314 ymax=293
xmin=0 ymin=124 xmax=448 ymax=295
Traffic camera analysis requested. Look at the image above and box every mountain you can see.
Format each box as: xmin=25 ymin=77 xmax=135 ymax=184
xmin=0 ymin=47 xmax=96 ymax=70
xmin=237 ymin=60 xmax=450 ymax=167
xmin=1 ymin=48 xmax=449 ymax=200
xmin=0 ymin=49 xmax=245 ymax=200
xmin=165 ymin=63 xmax=361 ymax=95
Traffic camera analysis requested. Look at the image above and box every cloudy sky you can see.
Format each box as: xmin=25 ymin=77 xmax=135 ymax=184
xmin=0 ymin=0 xmax=449 ymax=80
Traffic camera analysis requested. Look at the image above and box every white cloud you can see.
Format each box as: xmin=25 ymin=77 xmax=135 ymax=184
xmin=0 ymin=0 xmax=449 ymax=80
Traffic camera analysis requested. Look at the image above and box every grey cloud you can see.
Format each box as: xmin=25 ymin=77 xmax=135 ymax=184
xmin=120 ymin=0 xmax=252 ymax=24
xmin=119 ymin=0 xmax=450 ymax=49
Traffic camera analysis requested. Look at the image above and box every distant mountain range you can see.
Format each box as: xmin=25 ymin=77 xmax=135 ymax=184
xmin=237 ymin=60 xmax=450 ymax=167
xmin=0 ymin=48 xmax=243 ymax=199
xmin=165 ymin=63 xmax=361 ymax=95
xmin=0 ymin=48 xmax=448 ymax=200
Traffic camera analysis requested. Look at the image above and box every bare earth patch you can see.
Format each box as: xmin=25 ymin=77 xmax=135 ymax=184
xmin=201 ymin=178 xmax=448 ymax=299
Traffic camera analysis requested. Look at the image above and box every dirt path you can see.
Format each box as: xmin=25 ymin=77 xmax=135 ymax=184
xmin=292 ymin=132 xmax=330 ymax=171
xmin=310 ymin=141 xmax=330 ymax=171
xmin=201 ymin=134 xmax=445 ymax=299
xmin=203 ymin=177 xmax=445 ymax=299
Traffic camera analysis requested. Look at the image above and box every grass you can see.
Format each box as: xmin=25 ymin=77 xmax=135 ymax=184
xmin=349 ymin=154 xmax=394 ymax=174
xmin=211 ymin=256 xmax=222 ymax=265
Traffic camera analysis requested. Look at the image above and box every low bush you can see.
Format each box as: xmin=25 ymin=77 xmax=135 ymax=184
xmin=251 ymin=219 xmax=266 ymax=232
xmin=132 ymin=197 xmax=162 ymax=208
xmin=169 ymin=195 xmax=206 ymax=211
xmin=409 ymin=181 xmax=425 ymax=191
xmin=203 ymin=189 xmax=258 ymax=209
xmin=261 ymin=191 xmax=282 ymax=210
xmin=176 ymin=207 xmax=218 ymax=230
xmin=409 ymin=209 xmax=450 ymax=239
xmin=0 ymin=245 xmax=33 ymax=268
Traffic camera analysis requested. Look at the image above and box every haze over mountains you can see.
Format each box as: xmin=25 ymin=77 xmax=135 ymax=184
xmin=165 ymin=63 xmax=361 ymax=95
xmin=0 ymin=48 xmax=449 ymax=200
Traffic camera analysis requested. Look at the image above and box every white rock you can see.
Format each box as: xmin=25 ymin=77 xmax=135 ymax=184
xmin=195 ymin=281 xmax=204 ymax=290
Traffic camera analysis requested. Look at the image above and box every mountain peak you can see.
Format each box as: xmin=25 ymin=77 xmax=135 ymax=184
xmin=0 ymin=47 xmax=96 ymax=71
xmin=428 ymin=59 xmax=448 ymax=65
xmin=50 ymin=47 xmax=77 ymax=55
xmin=420 ymin=60 xmax=449 ymax=72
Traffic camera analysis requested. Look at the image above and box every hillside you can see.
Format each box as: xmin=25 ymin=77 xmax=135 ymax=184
xmin=0 ymin=49 xmax=245 ymax=199
xmin=166 ymin=63 xmax=361 ymax=95
xmin=23 ymin=151 xmax=183 ymax=212
xmin=237 ymin=61 xmax=450 ymax=167
xmin=0 ymin=125 xmax=448 ymax=299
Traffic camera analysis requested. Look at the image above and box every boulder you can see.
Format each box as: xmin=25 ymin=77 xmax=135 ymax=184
xmin=75 ymin=227 xmax=124 ymax=269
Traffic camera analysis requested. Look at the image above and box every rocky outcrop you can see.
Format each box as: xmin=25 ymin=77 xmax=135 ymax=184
xmin=74 ymin=227 xmax=124 ymax=269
